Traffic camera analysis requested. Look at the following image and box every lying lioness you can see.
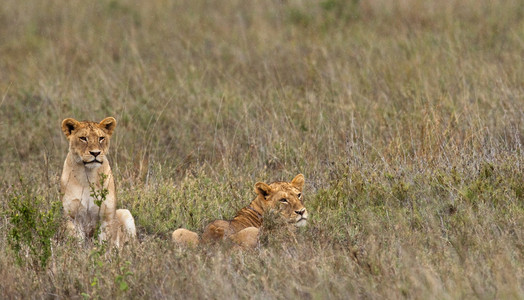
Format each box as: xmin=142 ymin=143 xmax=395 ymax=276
xmin=60 ymin=117 xmax=136 ymax=246
xmin=172 ymin=174 xmax=308 ymax=248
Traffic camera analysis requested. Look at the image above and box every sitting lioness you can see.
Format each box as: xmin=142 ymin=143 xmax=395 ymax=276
xmin=60 ymin=117 xmax=136 ymax=246
xmin=172 ymin=174 xmax=307 ymax=248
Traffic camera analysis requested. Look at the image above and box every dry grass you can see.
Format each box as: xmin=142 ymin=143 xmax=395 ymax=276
xmin=1 ymin=0 xmax=524 ymax=298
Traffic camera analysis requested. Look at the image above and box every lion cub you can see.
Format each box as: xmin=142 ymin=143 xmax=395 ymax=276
xmin=60 ymin=117 xmax=136 ymax=246
xmin=173 ymin=174 xmax=308 ymax=248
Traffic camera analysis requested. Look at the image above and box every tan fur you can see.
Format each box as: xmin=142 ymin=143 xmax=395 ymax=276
xmin=60 ymin=117 xmax=136 ymax=247
xmin=172 ymin=229 xmax=199 ymax=247
xmin=172 ymin=174 xmax=308 ymax=248
xmin=229 ymin=227 xmax=260 ymax=248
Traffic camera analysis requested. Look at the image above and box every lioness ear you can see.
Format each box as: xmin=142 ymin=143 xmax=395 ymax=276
xmin=61 ymin=118 xmax=80 ymax=138
xmin=99 ymin=117 xmax=117 ymax=136
xmin=291 ymin=174 xmax=305 ymax=191
xmin=254 ymin=182 xmax=271 ymax=198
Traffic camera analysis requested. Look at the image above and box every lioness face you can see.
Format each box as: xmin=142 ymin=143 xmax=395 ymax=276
xmin=61 ymin=117 xmax=116 ymax=169
xmin=255 ymin=174 xmax=308 ymax=227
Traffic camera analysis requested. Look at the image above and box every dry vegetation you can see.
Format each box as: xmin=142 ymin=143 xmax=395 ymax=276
xmin=1 ymin=0 xmax=524 ymax=298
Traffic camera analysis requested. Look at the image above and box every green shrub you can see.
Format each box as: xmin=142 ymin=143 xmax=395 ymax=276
xmin=6 ymin=180 xmax=61 ymax=270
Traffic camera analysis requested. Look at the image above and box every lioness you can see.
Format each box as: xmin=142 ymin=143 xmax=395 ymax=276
xmin=172 ymin=174 xmax=307 ymax=248
xmin=60 ymin=117 xmax=136 ymax=246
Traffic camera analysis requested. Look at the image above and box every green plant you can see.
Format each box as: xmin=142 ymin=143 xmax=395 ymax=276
xmin=89 ymin=173 xmax=109 ymax=240
xmin=115 ymin=261 xmax=133 ymax=292
xmin=82 ymin=244 xmax=133 ymax=298
xmin=6 ymin=179 xmax=61 ymax=270
xmin=82 ymin=242 xmax=107 ymax=299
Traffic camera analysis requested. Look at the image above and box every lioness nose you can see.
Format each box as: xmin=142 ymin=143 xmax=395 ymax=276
xmin=295 ymin=208 xmax=306 ymax=216
xmin=90 ymin=150 xmax=101 ymax=157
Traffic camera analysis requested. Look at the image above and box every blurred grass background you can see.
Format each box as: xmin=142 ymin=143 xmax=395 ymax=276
xmin=1 ymin=0 xmax=523 ymax=298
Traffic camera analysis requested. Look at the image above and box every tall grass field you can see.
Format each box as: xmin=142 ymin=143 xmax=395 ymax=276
xmin=1 ymin=0 xmax=523 ymax=298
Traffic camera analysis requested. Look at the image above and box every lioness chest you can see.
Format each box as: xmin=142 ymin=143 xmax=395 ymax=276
xmin=61 ymin=160 xmax=114 ymax=233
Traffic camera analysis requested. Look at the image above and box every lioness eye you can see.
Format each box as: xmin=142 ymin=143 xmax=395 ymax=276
xmin=99 ymin=137 xmax=105 ymax=143
xmin=79 ymin=137 xmax=87 ymax=142
xmin=279 ymin=198 xmax=288 ymax=203
xmin=298 ymin=193 xmax=302 ymax=198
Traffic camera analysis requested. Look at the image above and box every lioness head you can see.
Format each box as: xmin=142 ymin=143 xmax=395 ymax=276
xmin=254 ymin=174 xmax=308 ymax=227
xmin=61 ymin=117 xmax=117 ymax=169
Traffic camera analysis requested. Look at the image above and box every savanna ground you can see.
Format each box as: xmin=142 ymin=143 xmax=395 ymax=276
xmin=1 ymin=0 xmax=524 ymax=298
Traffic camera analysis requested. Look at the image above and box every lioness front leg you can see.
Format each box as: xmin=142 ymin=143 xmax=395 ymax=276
xmin=63 ymin=199 xmax=86 ymax=241
xmin=97 ymin=220 xmax=110 ymax=243
xmin=65 ymin=219 xmax=86 ymax=241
